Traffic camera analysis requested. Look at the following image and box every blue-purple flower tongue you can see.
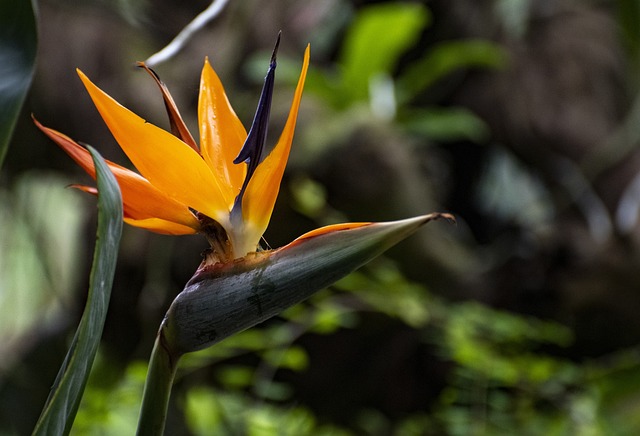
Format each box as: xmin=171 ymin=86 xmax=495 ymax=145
xmin=231 ymin=32 xmax=280 ymax=219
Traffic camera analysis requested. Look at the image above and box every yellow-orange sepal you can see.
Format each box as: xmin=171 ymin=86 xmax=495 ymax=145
xmin=34 ymin=117 xmax=200 ymax=234
xmin=77 ymin=70 xmax=232 ymax=225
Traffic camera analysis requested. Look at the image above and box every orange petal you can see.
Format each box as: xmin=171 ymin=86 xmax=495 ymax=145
xmin=77 ymin=69 xmax=233 ymax=221
xmin=75 ymin=184 xmax=198 ymax=235
xmin=198 ymin=58 xmax=247 ymax=195
xmin=35 ymin=119 xmax=201 ymax=230
xmin=124 ymin=217 xmax=198 ymax=235
xmin=241 ymin=45 xmax=310 ymax=239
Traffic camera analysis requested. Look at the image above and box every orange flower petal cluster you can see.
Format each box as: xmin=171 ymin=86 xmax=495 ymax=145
xmin=38 ymin=44 xmax=310 ymax=259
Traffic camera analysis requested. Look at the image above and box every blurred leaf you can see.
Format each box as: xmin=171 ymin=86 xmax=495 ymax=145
xmin=435 ymin=302 xmax=583 ymax=434
xmin=0 ymin=0 xmax=37 ymax=168
xmin=587 ymin=349 xmax=640 ymax=434
xmin=183 ymin=329 xmax=269 ymax=371
xmin=262 ymin=346 xmax=309 ymax=372
xmin=402 ymin=106 xmax=490 ymax=143
xmin=308 ymin=301 xmax=358 ymax=334
xmin=0 ymin=173 xmax=85 ymax=371
xmin=184 ymin=388 xmax=350 ymax=436
xmin=355 ymin=409 xmax=389 ymax=435
xmin=335 ymin=261 xmax=433 ymax=328
xmin=444 ymin=302 xmax=576 ymax=386
xmin=395 ymin=414 xmax=433 ymax=436
xmin=397 ymin=39 xmax=507 ymax=103
xmin=32 ymin=148 xmax=123 ymax=435
xmin=290 ymin=176 xmax=328 ymax=219
xmin=339 ymin=2 xmax=430 ymax=104
xmin=253 ymin=380 xmax=293 ymax=402
xmin=184 ymin=388 xmax=226 ymax=435
xmin=217 ymin=366 xmax=255 ymax=390
xmin=72 ymin=357 xmax=146 ymax=435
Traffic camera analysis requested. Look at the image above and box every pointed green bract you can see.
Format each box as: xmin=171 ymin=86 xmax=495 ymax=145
xmin=32 ymin=148 xmax=123 ymax=436
xmin=163 ymin=213 xmax=453 ymax=354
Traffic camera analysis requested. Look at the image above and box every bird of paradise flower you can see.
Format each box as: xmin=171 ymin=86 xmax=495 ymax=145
xmin=34 ymin=35 xmax=453 ymax=434
xmin=35 ymin=34 xmax=451 ymax=272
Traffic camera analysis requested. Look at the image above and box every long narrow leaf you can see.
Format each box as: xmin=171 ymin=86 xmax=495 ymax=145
xmin=0 ymin=0 xmax=38 ymax=168
xmin=32 ymin=147 xmax=123 ymax=435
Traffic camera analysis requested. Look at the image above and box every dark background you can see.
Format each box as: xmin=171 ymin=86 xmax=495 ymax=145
xmin=2 ymin=0 xmax=640 ymax=434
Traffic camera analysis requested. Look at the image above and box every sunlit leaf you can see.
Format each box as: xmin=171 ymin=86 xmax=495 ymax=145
xmin=443 ymin=302 xmax=576 ymax=385
xmin=73 ymin=355 xmax=146 ymax=435
xmin=339 ymin=3 xmax=430 ymax=104
xmin=32 ymin=148 xmax=123 ymax=435
xmin=184 ymin=388 xmax=348 ymax=436
xmin=590 ymin=351 xmax=640 ymax=433
xmin=262 ymin=346 xmax=309 ymax=372
xmin=216 ymin=366 xmax=254 ymax=390
xmin=0 ymin=0 xmax=37 ymax=168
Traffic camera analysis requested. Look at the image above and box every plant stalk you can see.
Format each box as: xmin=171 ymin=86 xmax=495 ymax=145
xmin=137 ymin=326 xmax=181 ymax=436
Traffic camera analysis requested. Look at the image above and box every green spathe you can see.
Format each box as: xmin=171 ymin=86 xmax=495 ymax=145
xmin=163 ymin=212 xmax=453 ymax=354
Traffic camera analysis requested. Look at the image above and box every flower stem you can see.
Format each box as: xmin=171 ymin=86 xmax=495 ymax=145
xmin=137 ymin=328 xmax=181 ymax=436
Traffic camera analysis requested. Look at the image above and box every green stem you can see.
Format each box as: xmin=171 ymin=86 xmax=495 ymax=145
xmin=137 ymin=328 xmax=181 ymax=436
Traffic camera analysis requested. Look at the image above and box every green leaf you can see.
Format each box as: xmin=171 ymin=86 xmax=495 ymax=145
xmin=339 ymin=3 xmax=430 ymax=104
xmin=402 ymin=107 xmax=490 ymax=143
xmin=444 ymin=302 xmax=575 ymax=386
xmin=32 ymin=148 xmax=123 ymax=436
xmin=0 ymin=0 xmax=38 ymax=168
xmin=397 ymin=39 xmax=507 ymax=103
xmin=262 ymin=346 xmax=309 ymax=371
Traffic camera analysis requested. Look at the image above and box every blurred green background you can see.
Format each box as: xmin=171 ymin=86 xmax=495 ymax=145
xmin=3 ymin=0 xmax=640 ymax=434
